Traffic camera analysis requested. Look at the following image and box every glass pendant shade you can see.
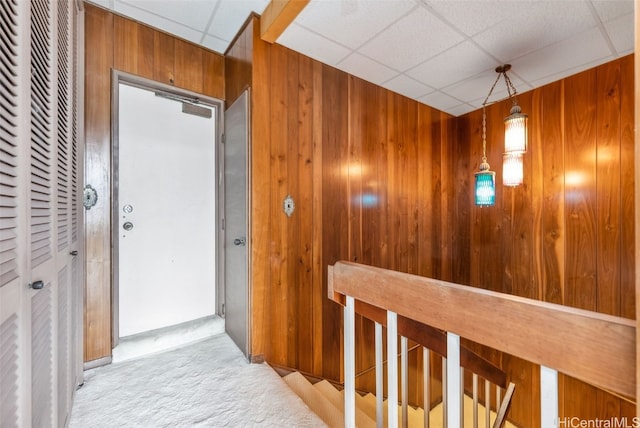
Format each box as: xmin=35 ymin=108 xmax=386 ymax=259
xmin=503 ymin=153 xmax=524 ymax=187
xmin=504 ymin=104 xmax=528 ymax=153
xmin=474 ymin=169 xmax=496 ymax=206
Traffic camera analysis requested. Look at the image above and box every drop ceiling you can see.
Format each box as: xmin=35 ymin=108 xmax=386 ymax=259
xmin=89 ymin=0 xmax=634 ymax=116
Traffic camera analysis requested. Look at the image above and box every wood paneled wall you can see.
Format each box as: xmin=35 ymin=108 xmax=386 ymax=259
xmin=229 ymin=16 xmax=636 ymax=425
xmin=454 ymin=56 xmax=636 ymax=423
xmin=83 ymin=3 xmax=224 ymax=363
xmin=234 ymin=16 xmax=455 ymax=382
xmin=83 ymin=6 xmax=635 ymax=422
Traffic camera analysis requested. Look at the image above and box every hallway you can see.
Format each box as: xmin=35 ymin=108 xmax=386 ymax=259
xmin=69 ymin=333 xmax=325 ymax=427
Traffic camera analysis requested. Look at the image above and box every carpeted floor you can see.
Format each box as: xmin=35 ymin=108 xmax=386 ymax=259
xmin=69 ymin=333 xmax=326 ymax=427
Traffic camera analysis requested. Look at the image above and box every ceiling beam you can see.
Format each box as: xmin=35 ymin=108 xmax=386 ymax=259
xmin=260 ymin=0 xmax=309 ymax=44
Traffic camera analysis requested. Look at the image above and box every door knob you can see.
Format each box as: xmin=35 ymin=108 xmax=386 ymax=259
xmin=29 ymin=280 xmax=45 ymax=290
xmin=123 ymin=222 xmax=134 ymax=231
xmin=233 ymin=237 xmax=246 ymax=246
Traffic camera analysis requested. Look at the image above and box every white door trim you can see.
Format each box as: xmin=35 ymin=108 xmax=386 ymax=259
xmin=110 ymin=71 xmax=224 ymax=348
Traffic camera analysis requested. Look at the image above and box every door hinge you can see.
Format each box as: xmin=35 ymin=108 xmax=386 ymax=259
xmin=221 ymin=303 xmax=225 ymax=316
xmin=221 ymin=218 xmax=225 ymax=230
xmin=221 ymin=133 xmax=226 ymax=144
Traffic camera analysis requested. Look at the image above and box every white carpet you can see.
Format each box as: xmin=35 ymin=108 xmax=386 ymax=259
xmin=69 ymin=333 xmax=327 ymax=427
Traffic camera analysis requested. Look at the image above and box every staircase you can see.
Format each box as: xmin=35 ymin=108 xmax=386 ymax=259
xmin=283 ymin=371 xmax=517 ymax=428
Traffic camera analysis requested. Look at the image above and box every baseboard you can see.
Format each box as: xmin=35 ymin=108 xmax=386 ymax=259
xmin=83 ymin=355 xmax=112 ymax=370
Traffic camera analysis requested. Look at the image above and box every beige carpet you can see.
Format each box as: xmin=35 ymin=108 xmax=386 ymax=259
xmin=69 ymin=333 xmax=326 ymax=427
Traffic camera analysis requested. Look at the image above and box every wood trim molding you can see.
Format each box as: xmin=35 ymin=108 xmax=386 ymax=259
xmin=329 ymin=261 xmax=635 ymax=399
xmin=635 ymin=0 xmax=640 ymax=415
xmin=260 ymin=0 xmax=309 ymax=43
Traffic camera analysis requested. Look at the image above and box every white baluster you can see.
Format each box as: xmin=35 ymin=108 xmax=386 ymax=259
xmin=401 ymin=336 xmax=408 ymax=428
xmin=423 ymin=348 xmax=430 ymax=428
xmin=387 ymin=311 xmax=398 ymax=428
xmin=344 ymin=296 xmax=355 ymax=428
xmin=541 ymin=365 xmax=559 ymax=428
xmin=485 ymin=379 xmax=491 ymax=428
xmin=447 ymin=332 xmax=461 ymax=428
xmin=375 ymin=322 xmax=383 ymax=428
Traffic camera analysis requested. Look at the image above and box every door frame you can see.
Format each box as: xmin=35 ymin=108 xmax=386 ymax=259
xmin=110 ymin=71 xmax=224 ymax=346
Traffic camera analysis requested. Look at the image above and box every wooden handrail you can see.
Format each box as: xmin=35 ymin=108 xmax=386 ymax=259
xmin=328 ymin=261 xmax=636 ymax=399
xmin=351 ymin=299 xmax=507 ymax=388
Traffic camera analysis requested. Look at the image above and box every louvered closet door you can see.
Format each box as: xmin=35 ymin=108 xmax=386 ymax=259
xmin=0 ymin=0 xmax=27 ymax=427
xmin=54 ymin=0 xmax=81 ymax=425
xmin=1 ymin=0 xmax=82 ymax=427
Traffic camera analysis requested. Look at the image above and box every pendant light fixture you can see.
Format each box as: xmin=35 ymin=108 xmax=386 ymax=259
xmin=474 ymin=105 xmax=496 ymax=206
xmin=474 ymin=64 xmax=528 ymax=205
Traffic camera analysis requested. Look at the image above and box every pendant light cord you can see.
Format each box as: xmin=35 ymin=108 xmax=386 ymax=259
xmin=482 ymin=106 xmax=487 ymax=163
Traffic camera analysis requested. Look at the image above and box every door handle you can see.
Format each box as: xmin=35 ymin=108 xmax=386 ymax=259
xmin=233 ymin=237 xmax=246 ymax=246
xmin=29 ymin=280 xmax=45 ymax=290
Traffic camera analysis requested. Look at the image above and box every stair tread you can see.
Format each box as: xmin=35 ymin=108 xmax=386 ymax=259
xmin=284 ymin=372 xmax=516 ymax=428
xmin=283 ymin=372 xmax=343 ymax=427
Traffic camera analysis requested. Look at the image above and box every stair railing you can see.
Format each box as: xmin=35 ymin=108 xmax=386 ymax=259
xmin=328 ymin=261 xmax=635 ymax=428
xmin=351 ymin=298 xmax=511 ymax=427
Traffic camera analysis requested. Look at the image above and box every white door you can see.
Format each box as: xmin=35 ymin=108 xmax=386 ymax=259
xmin=117 ymin=83 xmax=217 ymax=338
xmin=224 ymin=90 xmax=249 ymax=357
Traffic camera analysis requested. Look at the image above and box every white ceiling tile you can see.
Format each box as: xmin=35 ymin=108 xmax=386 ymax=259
xmin=294 ymin=0 xmax=416 ymax=49
xmin=337 ymin=53 xmax=399 ymax=85
xmin=115 ymin=1 xmax=205 ymax=44
xmin=424 ymin=0 xmax=525 ymax=37
xmin=87 ymin=0 xmax=114 ymax=9
xmin=528 ymin=56 xmax=618 ymax=92
xmin=473 ymin=1 xmax=596 ymax=61
xmin=591 ymin=0 xmax=634 ymax=22
xmin=418 ymin=91 xmax=463 ymax=112
xmin=604 ymin=13 xmax=634 ymax=55
xmin=446 ymin=103 xmax=476 ymax=117
xmin=382 ymin=75 xmax=432 ymax=99
xmin=278 ymin=23 xmax=352 ymax=66
xmin=202 ymin=35 xmax=230 ymax=54
xmin=510 ymin=27 xmax=612 ymax=86
xmin=444 ymin=68 xmax=529 ymax=107
xmin=207 ymin=0 xmax=269 ymax=42
xmin=407 ymin=41 xmax=497 ymax=89
xmin=104 ymin=0 xmax=636 ymax=117
xmin=117 ymin=0 xmax=219 ymax=31
xmin=359 ymin=6 xmax=465 ymax=71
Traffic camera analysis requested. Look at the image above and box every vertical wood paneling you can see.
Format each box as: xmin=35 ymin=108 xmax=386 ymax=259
xmin=619 ymin=55 xmax=635 ymax=320
xmin=202 ymin=50 xmax=224 ymax=99
xmin=231 ymin=23 xmax=634 ymax=423
xmin=510 ymin=92 xmax=536 ymax=300
xmin=321 ymin=64 xmax=348 ymax=381
xmin=84 ymin=4 xmax=113 ymax=363
xmin=268 ymin=44 xmax=288 ymax=367
xmin=541 ymin=81 xmax=565 ymax=305
xmin=224 ymin=18 xmax=253 ymax=106
xmin=153 ymin=31 xmax=175 ymax=86
xmin=453 ymin=114 xmax=471 ymax=286
xmin=439 ymin=113 xmax=455 ymax=282
xmin=174 ymin=39 xmax=203 ymax=93
xmin=417 ymin=104 xmax=433 ymax=278
xmin=113 ymin=16 xmax=154 ymax=79
xmin=596 ymin=61 xmax=622 ymax=316
xmin=296 ymin=54 xmax=314 ymax=373
xmin=564 ymin=69 xmax=598 ymax=311
xmin=285 ymin=48 xmax=299 ymax=369
xmin=311 ymin=60 xmax=324 ymax=375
